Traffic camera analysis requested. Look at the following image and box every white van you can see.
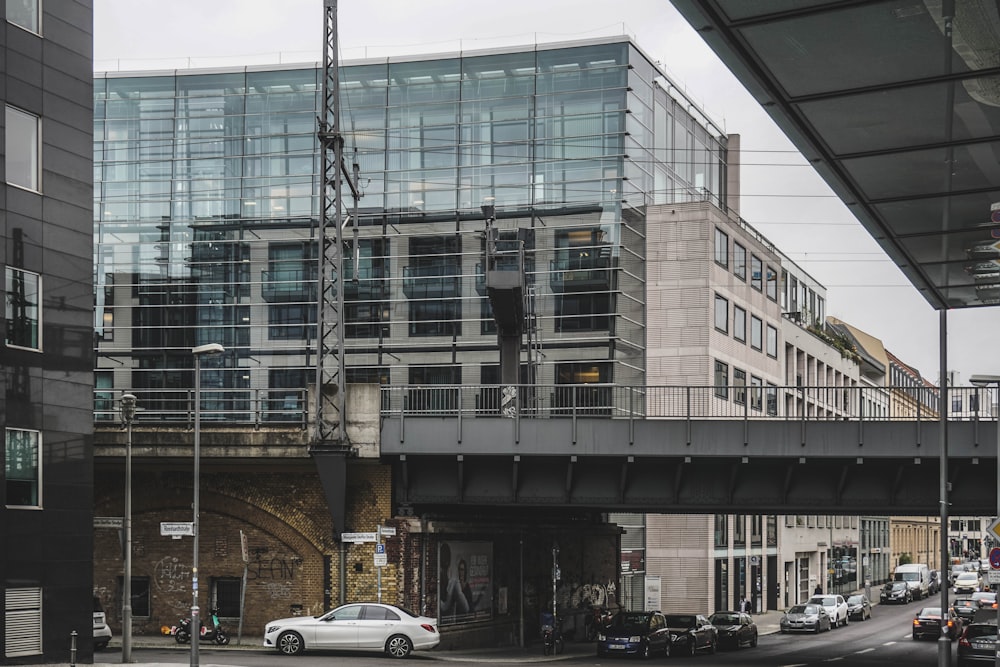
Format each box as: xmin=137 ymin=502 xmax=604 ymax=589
xmin=893 ymin=563 xmax=931 ymax=600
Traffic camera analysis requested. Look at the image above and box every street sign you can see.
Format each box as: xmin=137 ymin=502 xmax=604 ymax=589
xmin=990 ymin=547 xmax=1000 ymax=570
xmin=341 ymin=532 xmax=377 ymax=543
xmin=988 ymin=517 xmax=1000 ymax=545
xmin=374 ymin=553 xmax=387 ymax=567
xmin=160 ymin=522 xmax=194 ymax=537
xmin=989 ymin=570 xmax=1000 ymax=585
xmin=375 ymin=543 xmax=386 ymax=554
xmin=94 ymin=516 xmax=123 ymax=529
xmin=379 ymin=526 xmax=397 ymax=537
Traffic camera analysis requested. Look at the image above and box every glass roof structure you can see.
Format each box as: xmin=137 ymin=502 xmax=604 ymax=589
xmin=671 ymin=0 xmax=1000 ymax=310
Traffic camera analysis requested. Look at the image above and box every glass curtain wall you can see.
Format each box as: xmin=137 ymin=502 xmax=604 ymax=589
xmin=94 ymin=39 xmax=727 ymax=418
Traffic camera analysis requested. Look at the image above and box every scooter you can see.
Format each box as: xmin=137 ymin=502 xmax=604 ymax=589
xmin=170 ymin=609 xmax=230 ymax=645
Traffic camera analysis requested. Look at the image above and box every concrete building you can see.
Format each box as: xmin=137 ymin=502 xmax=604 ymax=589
xmin=1 ymin=1 xmax=95 ymax=664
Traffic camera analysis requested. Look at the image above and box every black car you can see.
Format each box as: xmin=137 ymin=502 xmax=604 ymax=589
xmin=954 ymin=598 xmax=980 ymax=624
xmin=846 ymin=594 xmax=872 ymax=621
xmin=708 ymin=611 xmax=757 ymax=650
xmin=913 ymin=606 xmax=962 ymax=640
xmin=957 ymin=621 xmax=998 ymax=666
xmin=881 ymin=581 xmax=912 ymax=604
xmin=665 ymin=614 xmax=718 ymax=656
xmin=596 ymin=611 xmax=672 ymax=658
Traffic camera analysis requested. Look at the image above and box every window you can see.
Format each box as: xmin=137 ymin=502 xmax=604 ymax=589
xmin=733 ymin=368 xmax=746 ymax=406
xmin=714 ymin=360 xmax=729 ymax=399
xmin=4 ymin=587 xmax=42 ymax=657
xmin=733 ymin=243 xmax=747 ymax=281
xmin=952 ymin=395 xmax=963 ymax=412
xmin=5 ymin=0 xmax=38 ymax=33
xmin=750 ymin=376 xmax=763 ymax=411
xmin=733 ymin=515 xmax=746 ymax=546
xmin=5 ymin=105 xmax=39 ymax=190
xmin=212 ymin=577 xmax=241 ymax=618
xmin=750 ymin=315 xmax=762 ymax=351
xmin=6 ymin=428 xmax=40 ymax=507
xmin=118 ymin=577 xmax=151 ymax=617
xmin=714 ymin=228 xmax=729 ymax=268
xmin=733 ymin=305 xmax=746 ymax=343
xmin=714 ymin=293 xmax=728 ymax=333
xmin=5 ymin=267 xmax=41 ymax=349
xmin=765 ymin=265 xmax=777 ymax=301
xmin=766 ymin=383 xmax=778 ymax=416
xmin=714 ymin=514 xmax=728 ymax=547
xmin=750 ymin=255 xmax=762 ymax=291
xmin=766 ymin=324 xmax=778 ymax=358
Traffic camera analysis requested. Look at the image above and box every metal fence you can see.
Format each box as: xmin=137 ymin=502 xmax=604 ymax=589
xmin=92 ymin=385 xmax=995 ymax=425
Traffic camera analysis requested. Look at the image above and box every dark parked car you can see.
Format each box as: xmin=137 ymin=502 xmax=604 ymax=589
xmin=596 ymin=611 xmax=671 ymax=658
xmin=954 ymin=598 xmax=980 ymax=624
xmin=708 ymin=611 xmax=757 ymax=650
xmin=881 ymin=581 xmax=912 ymax=604
xmin=846 ymin=594 xmax=872 ymax=621
xmin=957 ymin=621 xmax=998 ymax=666
xmin=665 ymin=614 xmax=718 ymax=655
xmin=913 ymin=606 xmax=963 ymax=641
xmin=780 ymin=604 xmax=832 ymax=634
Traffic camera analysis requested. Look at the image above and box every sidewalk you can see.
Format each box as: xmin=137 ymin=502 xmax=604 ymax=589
xmin=38 ymin=610 xmax=789 ymax=666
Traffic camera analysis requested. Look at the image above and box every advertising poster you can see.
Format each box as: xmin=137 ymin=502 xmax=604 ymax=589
xmin=644 ymin=575 xmax=661 ymax=612
xmin=439 ymin=540 xmax=492 ymax=624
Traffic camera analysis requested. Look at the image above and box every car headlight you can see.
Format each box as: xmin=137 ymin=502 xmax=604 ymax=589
xmin=266 ymin=626 xmax=280 ymax=634
xmin=629 ymin=635 xmax=641 ymax=642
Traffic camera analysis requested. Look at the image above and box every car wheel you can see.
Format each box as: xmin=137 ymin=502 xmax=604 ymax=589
xmin=386 ymin=634 xmax=413 ymax=659
xmin=95 ymin=641 xmax=108 ymax=651
xmin=708 ymin=638 xmax=717 ymax=655
xmin=664 ymin=639 xmax=670 ymax=658
xmin=277 ymin=631 xmax=304 ymax=656
xmin=688 ymin=637 xmax=697 ymax=656
xmin=642 ymin=642 xmax=651 ymax=659
xmin=750 ymin=632 xmax=758 ymax=648
xmin=843 ymin=613 xmax=849 ymax=626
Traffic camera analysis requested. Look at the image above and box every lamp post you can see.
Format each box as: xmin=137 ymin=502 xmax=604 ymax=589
xmin=191 ymin=343 xmax=224 ymax=667
xmin=971 ymin=373 xmax=1000 ymax=667
xmin=120 ymin=393 xmax=136 ymax=664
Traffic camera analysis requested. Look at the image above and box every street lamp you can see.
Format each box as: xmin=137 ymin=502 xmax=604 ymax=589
xmin=120 ymin=393 xmax=136 ymax=664
xmin=970 ymin=373 xmax=1000 ymax=667
xmin=191 ymin=343 xmax=224 ymax=667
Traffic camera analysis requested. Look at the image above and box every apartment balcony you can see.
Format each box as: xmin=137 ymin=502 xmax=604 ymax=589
xmin=549 ymin=252 xmax=612 ymax=293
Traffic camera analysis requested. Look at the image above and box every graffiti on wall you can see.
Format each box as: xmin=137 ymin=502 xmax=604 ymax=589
xmin=246 ymin=547 xmax=300 ymax=581
xmin=154 ymin=556 xmax=192 ymax=594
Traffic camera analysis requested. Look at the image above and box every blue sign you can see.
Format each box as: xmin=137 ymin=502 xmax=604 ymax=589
xmin=375 ymin=543 xmax=385 ymax=554
xmin=989 ymin=547 xmax=1000 ymax=569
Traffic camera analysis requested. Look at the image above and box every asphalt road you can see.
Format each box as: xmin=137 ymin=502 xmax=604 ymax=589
xmin=79 ymin=599 xmax=956 ymax=667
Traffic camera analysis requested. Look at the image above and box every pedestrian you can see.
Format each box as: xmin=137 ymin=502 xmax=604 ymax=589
xmin=814 ymin=584 xmax=823 ymax=595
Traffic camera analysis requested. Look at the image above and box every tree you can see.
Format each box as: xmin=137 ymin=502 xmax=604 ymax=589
xmin=898 ymin=552 xmax=913 ymax=566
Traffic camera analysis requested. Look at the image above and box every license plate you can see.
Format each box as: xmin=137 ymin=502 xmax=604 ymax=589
xmin=609 ymin=644 xmax=625 ymax=650
xmin=973 ymin=642 xmax=993 ymax=649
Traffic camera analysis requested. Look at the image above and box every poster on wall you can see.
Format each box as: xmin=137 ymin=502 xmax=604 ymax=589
xmin=644 ymin=575 xmax=661 ymax=612
xmin=439 ymin=540 xmax=492 ymax=624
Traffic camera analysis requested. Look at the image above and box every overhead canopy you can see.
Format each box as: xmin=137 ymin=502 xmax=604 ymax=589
xmin=670 ymin=0 xmax=1000 ymax=310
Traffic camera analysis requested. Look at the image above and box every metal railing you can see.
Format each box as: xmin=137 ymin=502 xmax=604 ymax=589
xmin=91 ymin=385 xmax=995 ymax=425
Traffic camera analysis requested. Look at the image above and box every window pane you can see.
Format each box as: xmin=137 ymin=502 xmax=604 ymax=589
xmin=734 ymin=305 xmax=746 ymax=343
xmin=714 ymin=228 xmax=728 ymax=267
xmin=5 ymin=106 xmax=39 ymax=190
xmin=6 ymin=0 xmax=38 ymax=32
xmin=750 ymin=255 xmax=762 ymax=291
xmin=751 ymin=316 xmax=762 ymax=351
xmin=714 ymin=294 xmax=728 ymax=333
xmin=766 ymin=265 xmax=778 ymax=300
xmin=766 ymin=325 xmax=777 ymax=358
xmin=5 ymin=267 xmax=41 ymax=349
xmin=714 ymin=360 xmax=728 ymax=399
xmin=6 ymin=428 xmax=40 ymax=507
xmin=734 ymin=369 xmax=746 ymax=405
xmin=733 ymin=243 xmax=746 ymax=281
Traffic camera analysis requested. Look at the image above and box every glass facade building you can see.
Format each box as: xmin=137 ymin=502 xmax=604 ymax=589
xmin=93 ymin=37 xmax=728 ymax=415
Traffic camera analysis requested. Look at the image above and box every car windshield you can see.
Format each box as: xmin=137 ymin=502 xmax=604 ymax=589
xmin=957 ymin=573 xmax=978 ymax=581
xmin=890 ymin=582 xmax=907 ymax=590
xmin=789 ymin=605 xmax=819 ymax=615
xmin=918 ymin=607 xmax=942 ymax=617
xmin=665 ymin=615 xmax=696 ymax=628
xmin=611 ymin=613 xmax=650 ymax=633
xmin=956 ymin=599 xmax=976 ymax=607
xmin=966 ymin=625 xmax=999 ymax=640
xmin=809 ymin=597 xmax=834 ymax=606
xmin=898 ymin=573 xmax=920 ymax=581
xmin=710 ymin=613 xmax=739 ymax=624
xmin=847 ymin=596 xmax=864 ymax=605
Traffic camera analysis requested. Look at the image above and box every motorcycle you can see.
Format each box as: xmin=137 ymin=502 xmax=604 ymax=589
xmin=541 ymin=612 xmax=564 ymax=656
xmin=169 ymin=609 xmax=230 ymax=645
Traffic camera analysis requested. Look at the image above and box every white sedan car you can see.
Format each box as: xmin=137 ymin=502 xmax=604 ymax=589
xmin=954 ymin=571 xmax=983 ymax=594
xmin=808 ymin=595 xmax=849 ymax=627
xmin=264 ymin=602 xmax=440 ymax=658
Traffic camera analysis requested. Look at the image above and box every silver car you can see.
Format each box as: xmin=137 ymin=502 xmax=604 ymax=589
xmin=780 ymin=603 xmax=832 ymax=634
xmin=263 ymin=602 xmax=440 ymax=658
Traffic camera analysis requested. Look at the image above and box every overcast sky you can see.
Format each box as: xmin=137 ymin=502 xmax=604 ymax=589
xmin=93 ymin=0 xmax=1000 ymax=385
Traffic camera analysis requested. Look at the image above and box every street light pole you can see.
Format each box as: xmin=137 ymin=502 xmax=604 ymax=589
xmin=191 ymin=343 xmax=224 ymax=667
xmin=120 ymin=393 xmax=136 ymax=664
xmin=971 ymin=375 xmax=1000 ymax=667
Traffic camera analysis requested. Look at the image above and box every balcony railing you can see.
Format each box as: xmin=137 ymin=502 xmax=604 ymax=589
xmin=91 ymin=385 xmax=995 ymax=425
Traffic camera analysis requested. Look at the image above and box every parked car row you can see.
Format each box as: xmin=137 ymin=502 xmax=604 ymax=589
xmin=595 ymin=609 xmax=759 ymax=658
xmin=780 ymin=594 xmax=871 ymax=634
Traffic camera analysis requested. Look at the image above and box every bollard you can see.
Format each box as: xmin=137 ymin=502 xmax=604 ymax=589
xmin=70 ymin=629 xmax=78 ymax=667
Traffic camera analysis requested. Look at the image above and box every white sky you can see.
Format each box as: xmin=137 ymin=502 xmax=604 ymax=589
xmin=93 ymin=0 xmax=1000 ymax=385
